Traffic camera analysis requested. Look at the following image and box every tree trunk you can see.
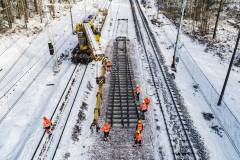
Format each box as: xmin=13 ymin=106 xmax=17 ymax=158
xmin=21 ymin=0 xmax=28 ymax=28
xmin=38 ymin=0 xmax=43 ymax=23
xmin=34 ymin=0 xmax=39 ymax=13
xmin=49 ymin=0 xmax=55 ymax=18
xmin=3 ymin=0 xmax=14 ymax=28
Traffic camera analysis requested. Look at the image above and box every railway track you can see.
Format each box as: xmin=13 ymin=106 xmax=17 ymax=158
xmin=155 ymin=13 xmax=240 ymax=158
xmin=0 ymin=22 xmax=43 ymax=57
xmin=107 ymin=36 xmax=139 ymax=127
xmin=31 ymin=64 xmax=88 ymax=160
xmin=0 ymin=18 xmax=71 ymax=87
xmin=130 ymin=0 xmax=208 ymax=159
xmin=0 ymin=35 xmax=75 ymax=125
xmin=112 ymin=6 xmax=120 ymax=39
xmin=0 ymin=32 xmax=73 ymax=100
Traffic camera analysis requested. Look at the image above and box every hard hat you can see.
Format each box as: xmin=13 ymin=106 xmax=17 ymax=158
xmin=145 ymin=97 xmax=151 ymax=100
xmin=138 ymin=120 xmax=142 ymax=123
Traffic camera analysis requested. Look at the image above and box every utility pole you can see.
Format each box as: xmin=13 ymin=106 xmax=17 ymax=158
xmin=171 ymin=0 xmax=187 ymax=72
xmin=69 ymin=4 xmax=74 ymax=34
xmin=67 ymin=0 xmax=74 ymax=32
xmin=213 ymin=0 xmax=224 ymax=39
xmin=46 ymin=6 xmax=59 ymax=73
xmin=217 ymin=28 xmax=240 ymax=105
xmin=157 ymin=0 xmax=160 ymax=19
xmin=84 ymin=0 xmax=87 ymax=19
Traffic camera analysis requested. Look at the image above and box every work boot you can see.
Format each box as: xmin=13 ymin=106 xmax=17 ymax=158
xmin=48 ymin=133 xmax=52 ymax=138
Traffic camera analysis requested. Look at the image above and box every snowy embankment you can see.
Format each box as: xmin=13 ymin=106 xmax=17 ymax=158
xmin=0 ymin=0 xmax=101 ymax=159
xmin=49 ymin=1 xmax=116 ymax=159
xmin=141 ymin=2 xmax=240 ymax=160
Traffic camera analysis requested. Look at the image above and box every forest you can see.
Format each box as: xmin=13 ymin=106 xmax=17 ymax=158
xmin=153 ymin=0 xmax=240 ymax=65
xmin=0 ymin=0 xmax=76 ymax=30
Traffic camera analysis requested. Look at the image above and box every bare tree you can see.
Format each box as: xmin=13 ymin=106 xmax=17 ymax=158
xmin=213 ymin=0 xmax=225 ymax=39
xmin=2 ymin=0 xmax=14 ymax=28
xmin=20 ymin=0 xmax=29 ymax=28
xmin=49 ymin=0 xmax=55 ymax=18
xmin=34 ymin=0 xmax=39 ymax=13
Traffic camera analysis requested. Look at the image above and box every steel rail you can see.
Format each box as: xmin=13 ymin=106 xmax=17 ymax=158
xmin=130 ymin=0 xmax=199 ymax=159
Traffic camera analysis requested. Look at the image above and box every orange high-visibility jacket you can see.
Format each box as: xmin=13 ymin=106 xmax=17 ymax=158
xmin=135 ymin=86 xmax=141 ymax=94
xmin=101 ymin=122 xmax=111 ymax=132
xmin=136 ymin=123 xmax=143 ymax=131
xmin=43 ymin=118 xmax=52 ymax=128
xmin=144 ymin=97 xmax=151 ymax=105
xmin=140 ymin=103 xmax=148 ymax=111
xmin=135 ymin=133 xmax=142 ymax=141
xmin=106 ymin=60 xmax=112 ymax=67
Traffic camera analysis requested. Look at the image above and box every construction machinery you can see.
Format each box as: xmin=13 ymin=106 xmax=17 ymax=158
xmin=89 ymin=8 xmax=108 ymax=42
xmin=72 ymin=9 xmax=108 ymax=64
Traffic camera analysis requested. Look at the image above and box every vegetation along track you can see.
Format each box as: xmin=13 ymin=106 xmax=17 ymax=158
xmin=31 ymin=64 xmax=88 ymax=160
xmin=130 ymin=0 xmax=209 ymax=159
xmin=0 ymin=34 xmax=74 ymax=125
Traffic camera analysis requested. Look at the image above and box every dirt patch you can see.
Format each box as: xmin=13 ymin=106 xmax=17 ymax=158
xmin=63 ymin=152 xmax=71 ymax=160
xmin=72 ymin=102 xmax=88 ymax=142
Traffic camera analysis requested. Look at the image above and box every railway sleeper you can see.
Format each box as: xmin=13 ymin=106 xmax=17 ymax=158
xmin=107 ymin=114 xmax=138 ymax=119
xmin=109 ymin=110 xmax=138 ymax=114
xmin=108 ymin=102 xmax=136 ymax=106
xmin=108 ymin=95 xmax=135 ymax=99
xmin=108 ymin=106 xmax=138 ymax=110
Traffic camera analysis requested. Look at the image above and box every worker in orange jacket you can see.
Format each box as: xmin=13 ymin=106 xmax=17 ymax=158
xmin=143 ymin=97 xmax=151 ymax=106
xmin=140 ymin=102 xmax=149 ymax=120
xmin=135 ymin=119 xmax=143 ymax=133
xmin=42 ymin=116 xmax=53 ymax=135
xmin=134 ymin=84 xmax=141 ymax=101
xmin=133 ymin=130 xmax=142 ymax=147
xmin=101 ymin=122 xmax=111 ymax=141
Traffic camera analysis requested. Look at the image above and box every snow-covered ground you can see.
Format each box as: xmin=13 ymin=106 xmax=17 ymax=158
xmin=140 ymin=1 xmax=240 ymax=159
xmin=0 ymin=0 xmax=103 ymax=159
xmin=0 ymin=0 xmax=239 ymax=159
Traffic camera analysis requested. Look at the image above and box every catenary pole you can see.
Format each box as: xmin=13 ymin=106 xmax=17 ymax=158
xmin=157 ymin=0 xmax=160 ymax=19
xmin=69 ymin=2 xmax=74 ymax=34
xmin=171 ymin=0 xmax=187 ymax=72
xmin=217 ymin=28 xmax=240 ymax=105
xmin=46 ymin=6 xmax=59 ymax=73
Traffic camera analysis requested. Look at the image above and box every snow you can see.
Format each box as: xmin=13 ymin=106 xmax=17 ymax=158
xmin=0 ymin=0 xmax=97 ymax=159
xmin=0 ymin=0 xmax=239 ymax=159
xmin=140 ymin=1 xmax=240 ymax=159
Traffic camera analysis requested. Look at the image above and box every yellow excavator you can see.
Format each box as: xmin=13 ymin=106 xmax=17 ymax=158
xmin=72 ymin=22 xmax=92 ymax=64
xmin=72 ymin=8 xmax=108 ymax=64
